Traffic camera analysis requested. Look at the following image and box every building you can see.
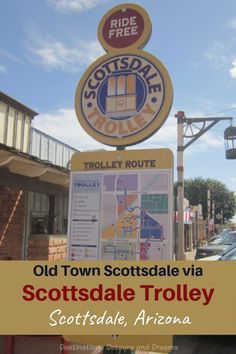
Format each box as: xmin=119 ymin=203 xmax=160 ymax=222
xmin=0 ymin=91 xmax=78 ymax=261
xmin=0 ymin=92 xmax=88 ymax=353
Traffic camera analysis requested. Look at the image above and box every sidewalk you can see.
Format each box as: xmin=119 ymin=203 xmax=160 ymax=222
xmin=173 ymin=249 xmax=196 ymax=260
xmin=184 ymin=249 xmax=196 ymax=260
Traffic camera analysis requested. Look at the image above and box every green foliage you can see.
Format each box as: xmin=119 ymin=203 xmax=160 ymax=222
xmin=176 ymin=177 xmax=236 ymax=221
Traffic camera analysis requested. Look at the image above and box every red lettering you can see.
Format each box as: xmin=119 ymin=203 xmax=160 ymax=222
xmin=22 ymin=284 xmax=35 ymax=301
xmin=123 ymin=288 xmax=135 ymax=301
xmin=78 ymin=287 xmax=89 ymax=301
xmin=35 ymin=288 xmax=47 ymax=301
xmin=48 ymin=288 xmax=61 ymax=301
xmin=163 ymin=288 xmax=176 ymax=301
xmin=90 ymin=284 xmax=103 ymax=301
xmin=140 ymin=285 xmax=154 ymax=300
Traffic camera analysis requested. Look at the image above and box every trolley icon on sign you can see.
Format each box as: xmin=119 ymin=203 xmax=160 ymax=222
xmin=106 ymin=74 xmax=137 ymax=118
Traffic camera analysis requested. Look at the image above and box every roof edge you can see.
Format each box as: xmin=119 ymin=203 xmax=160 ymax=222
xmin=0 ymin=91 xmax=38 ymax=118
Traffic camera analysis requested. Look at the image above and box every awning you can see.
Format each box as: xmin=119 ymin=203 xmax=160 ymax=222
xmin=0 ymin=144 xmax=70 ymax=192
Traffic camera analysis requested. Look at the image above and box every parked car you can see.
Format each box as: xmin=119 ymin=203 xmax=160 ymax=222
xmin=220 ymin=245 xmax=236 ymax=260
xmin=197 ymin=244 xmax=236 ymax=261
xmin=209 ymin=228 xmax=231 ymax=243
xmin=195 ymin=231 xmax=236 ymax=260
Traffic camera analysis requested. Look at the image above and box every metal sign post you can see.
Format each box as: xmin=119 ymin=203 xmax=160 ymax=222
xmin=68 ymin=3 xmax=174 ymax=349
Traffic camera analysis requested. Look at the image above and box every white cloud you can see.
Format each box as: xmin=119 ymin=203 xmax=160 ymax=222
xmin=32 ymin=108 xmax=110 ymax=151
xmin=27 ymin=33 xmax=104 ymax=72
xmin=0 ymin=49 xmax=23 ymax=64
xmin=32 ymin=107 xmax=228 ymax=154
xmin=138 ymin=111 xmax=177 ymax=151
xmin=48 ymin=0 xmax=107 ymax=13
xmin=228 ymin=19 xmax=236 ymax=29
xmin=203 ymin=41 xmax=230 ymax=68
xmin=0 ymin=64 xmax=7 ymax=74
xmin=33 ymin=109 xmax=177 ymax=151
xmin=200 ymin=131 xmax=224 ymax=148
xmin=230 ymin=60 xmax=236 ymax=79
xmin=203 ymin=40 xmax=236 ymax=80
xmin=32 ymin=108 xmax=177 ymax=152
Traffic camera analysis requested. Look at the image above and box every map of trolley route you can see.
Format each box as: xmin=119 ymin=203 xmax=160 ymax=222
xmin=100 ymin=172 xmax=171 ymax=260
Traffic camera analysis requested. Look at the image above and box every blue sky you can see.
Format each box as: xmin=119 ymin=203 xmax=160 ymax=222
xmin=1 ymin=0 xmax=236 ymax=194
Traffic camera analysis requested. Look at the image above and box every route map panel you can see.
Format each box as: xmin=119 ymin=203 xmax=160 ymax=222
xmin=68 ymin=169 xmax=173 ymax=260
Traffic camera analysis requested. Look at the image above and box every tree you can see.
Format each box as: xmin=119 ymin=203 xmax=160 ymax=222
xmin=178 ymin=177 xmax=236 ymax=221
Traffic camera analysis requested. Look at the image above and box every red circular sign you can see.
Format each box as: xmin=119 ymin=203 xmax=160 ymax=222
xmin=98 ymin=3 xmax=152 ymax=52
xmin=102 ymin=8 xmax=145 ymax=49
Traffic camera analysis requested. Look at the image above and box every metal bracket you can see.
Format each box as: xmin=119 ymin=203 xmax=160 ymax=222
xmin=183 ymin=117 xmax=233 ymax=150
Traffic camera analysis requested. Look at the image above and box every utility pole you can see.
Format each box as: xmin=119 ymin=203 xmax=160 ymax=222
xmin=212 ymin=199 xmax=215 ymax=236
xmin=207 ymin=189 xmax=211 ymax=241
xmin=176 ymin=111 xmax=185 ymax=260
xmin=175 ymin=111 xmax=232 ymax=260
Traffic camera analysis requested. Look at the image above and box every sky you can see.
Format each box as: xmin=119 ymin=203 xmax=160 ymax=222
xmin=1 ymin=0 xmax=236 ymax=195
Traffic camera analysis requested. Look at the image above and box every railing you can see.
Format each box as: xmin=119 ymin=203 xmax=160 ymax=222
xmin=30 ymin=127 xmax=79 ymax=169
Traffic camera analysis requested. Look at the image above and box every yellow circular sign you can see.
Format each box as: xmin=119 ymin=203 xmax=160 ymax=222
xmin=98 ymin=3 xmax=152 ymax=52
xmin=75 ymin=50 xmax=173 ymax=147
